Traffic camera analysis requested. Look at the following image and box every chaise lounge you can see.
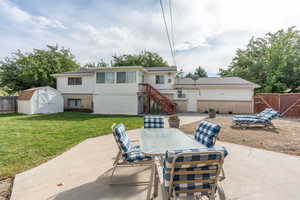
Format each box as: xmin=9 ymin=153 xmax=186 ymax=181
xmin=232 ymin=108 xmax=280 ymax=129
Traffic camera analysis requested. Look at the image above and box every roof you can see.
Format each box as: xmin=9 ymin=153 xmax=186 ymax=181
xmin=144 ymin=66 xmax=177 ymax=72
xmin=175 ymin=77 xmax=260 ymax=88
xmin=53 ymin=68 xmax=94 ymax=75
xmin=18 ymin=86 xmax=49 ymax=100
xmin=52 ymin=66 xmax=177 ymax=76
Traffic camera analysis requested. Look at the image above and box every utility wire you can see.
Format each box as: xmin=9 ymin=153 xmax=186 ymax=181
xmin=169 ymin=0 xmax=177 ymax=67
xmin=169 ymin=0 xmax=175 ymax=55
xmin=159 ymin=0 xmax=176 ymax=66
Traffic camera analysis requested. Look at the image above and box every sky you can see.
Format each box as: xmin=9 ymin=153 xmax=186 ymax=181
xmin=1 ymin=0 xmax=300 ymax=76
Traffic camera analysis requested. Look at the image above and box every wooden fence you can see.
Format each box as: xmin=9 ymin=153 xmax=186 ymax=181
xmin=254 ymin=93 xmax=300 ymax=118
xmin=0 ymin=96 xmax=17 ymax=113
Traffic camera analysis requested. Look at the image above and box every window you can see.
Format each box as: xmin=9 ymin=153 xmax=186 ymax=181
xmin=177 ymin=89 xmax=186 ymax=98
xmin=68 ymin=77 xmax=82 ymax=85
xmin=96 ymin=72 xmax=115 ymax=83
xmin=117 ymin=72 xmax=136 ymax=83
xmin=155 ymin=75 xmax=165 ymax=84
xmin=68 ymin=99 xmax=81 ymax=108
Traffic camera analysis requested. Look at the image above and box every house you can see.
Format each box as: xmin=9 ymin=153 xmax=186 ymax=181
xmin=174 ymin=77 xmax=260 ymax=113
xmin=52 ymin=66 xmax=259 ymax=115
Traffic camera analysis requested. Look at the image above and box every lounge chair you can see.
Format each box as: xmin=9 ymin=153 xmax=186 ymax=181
xmin=154 ymin=147 xmax=228 ymax=200
xmin=233 ymin=108 xmax=273 ymax=119
xmin=111 ymin=123 xmax=152 ymax=184
xmin=194 ymin=121 xmax=221 ymax=148
xmin=144 ymin=116 xmax=164 ymax=128
xmin=232 ymin=109 xmax=280 ymax=129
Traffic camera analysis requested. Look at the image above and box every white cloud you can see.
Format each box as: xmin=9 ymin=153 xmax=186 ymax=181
xmin=1 ymin=0 xmax=300 ymax=75
xmin=0 ymin=0 xmax=66 ymax=30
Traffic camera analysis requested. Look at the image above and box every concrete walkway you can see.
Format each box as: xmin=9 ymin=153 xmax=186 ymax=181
xmin=11 ymin=116 xmax=300 ymax=200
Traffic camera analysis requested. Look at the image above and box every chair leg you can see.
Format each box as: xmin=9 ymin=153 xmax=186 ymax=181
xmin=217 ymin=184 xmax=226 ymax=200
xmin=110 ymin=151 xmax=121 ymax=184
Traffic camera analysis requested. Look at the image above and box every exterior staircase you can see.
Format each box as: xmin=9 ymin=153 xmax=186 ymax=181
xmin=139 ymin=83 xmax=176 ymax=115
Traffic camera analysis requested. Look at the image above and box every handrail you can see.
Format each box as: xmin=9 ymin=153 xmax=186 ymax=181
xmin=139 ymin=83 xmax=175 ymax=106
xmin=139 ymin=83 xmax=176 ymax=114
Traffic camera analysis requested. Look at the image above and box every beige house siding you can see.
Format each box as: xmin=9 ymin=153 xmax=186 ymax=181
xmin=63 ymin=94 xmax=93 ymax=111
xmin=173 ymin=99 xmax=187 ymax=112
xmin=197 ymin=100 xmax=253 ymax=114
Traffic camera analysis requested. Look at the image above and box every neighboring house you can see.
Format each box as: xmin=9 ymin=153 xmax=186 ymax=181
xmin=52 ymin=66 xmax=259 ymax=115
xmin=174 ymin=77 xmax=260 ymax=114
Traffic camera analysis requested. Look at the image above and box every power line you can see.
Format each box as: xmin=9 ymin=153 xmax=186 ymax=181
xmin=159 ymin=0 xmax=176 ymax=66
xmin=169 ymin=0 xmax=175 ymax=54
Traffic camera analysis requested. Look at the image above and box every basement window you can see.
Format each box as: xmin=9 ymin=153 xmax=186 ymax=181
xmin=68 ymin=99 xmax=81 ymax=108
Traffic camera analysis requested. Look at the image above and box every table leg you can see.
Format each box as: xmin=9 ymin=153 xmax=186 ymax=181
xmin=153 ymin=168 xmax=158 ymax=198
xmin=146 ymin=158 xmax=155 ymax=200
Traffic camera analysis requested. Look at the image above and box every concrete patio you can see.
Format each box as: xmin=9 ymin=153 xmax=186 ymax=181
xmin=10 ymin=116 xmax=300 ymax=200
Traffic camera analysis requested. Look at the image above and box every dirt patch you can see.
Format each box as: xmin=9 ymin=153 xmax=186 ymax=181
xmin=180 ymin=117 xmax=300 ymax=156
xmin=0 ymin=178 xmax=12 ymax=200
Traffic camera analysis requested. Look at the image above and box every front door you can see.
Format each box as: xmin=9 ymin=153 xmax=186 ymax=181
xmin=186 ymin=91 xmax=198 ymax=112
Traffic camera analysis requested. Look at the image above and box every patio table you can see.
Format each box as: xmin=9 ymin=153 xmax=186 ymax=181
xmin=140 ymin=128 xmax=205 ymax=200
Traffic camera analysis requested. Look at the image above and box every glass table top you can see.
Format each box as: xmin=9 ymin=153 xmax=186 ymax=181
xmin=140 ymin=128 xmax=205 ymax=156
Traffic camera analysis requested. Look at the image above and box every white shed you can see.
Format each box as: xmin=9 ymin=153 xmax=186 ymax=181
xmin=18 ymin=86 xmax=64 ymax=114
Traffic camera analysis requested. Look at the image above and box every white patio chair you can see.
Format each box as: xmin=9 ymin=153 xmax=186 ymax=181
xmin=154 ymin=147 xmax=228 ymax=200
xmin=110 ymin=123 xmax=152 ymax=185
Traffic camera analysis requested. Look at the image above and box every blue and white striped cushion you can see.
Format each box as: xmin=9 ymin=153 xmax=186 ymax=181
xmin=123 ymin=151 xmax=152 ymax=163
xmin=233 ymin=117 xmax=266 ymax=124
xmin=114 ymin=123 xmax=133 ymax=152
xmin=194 ymin=121 xmax=220 ymax=148
xmin=233 ymin=109 xmax=279 ymax=125
xmin=261 ymin=110 xmax=280 ymax=121
xmin=163 ymin=147 xmax=228 ymax=197
xmin=114 ymin=124 xmax=152 ymax=163
xmin=144 ymin=116 xmax=164 ymax=128
xmin=233 ymin=108 xmax=273 ymax=118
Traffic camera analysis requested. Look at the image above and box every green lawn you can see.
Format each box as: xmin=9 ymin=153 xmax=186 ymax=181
xmin=0 ymin=112 xmax=143 ymax=178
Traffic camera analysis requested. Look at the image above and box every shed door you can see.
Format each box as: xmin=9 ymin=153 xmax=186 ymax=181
xmin=186 ymin=90 xmax=198 ymax=112
xmin=38 ymin=88 xmax=49 ymax=113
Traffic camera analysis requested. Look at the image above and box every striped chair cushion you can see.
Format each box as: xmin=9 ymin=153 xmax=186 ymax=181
xmin=261 ymin=109 xmax=280 ymax=121
xmin=233 ymin=109 xmax=279 ymax=125
xmin=233 ymin=108 xmax=273 ymax=119
xmin=123 ymin=151 xmax=152 ymax=163
xmin=162 ymin=147 xmax=228 ymax=197
xmin=144 ymin=116 xmax=164 ymax=128
xmin=114 ymin=123 xmax=133 ymax=152
xmin=232 ymin=117 xmax=267 ymax=124
xmin=194 ymin=121 xmax=220 ymax=148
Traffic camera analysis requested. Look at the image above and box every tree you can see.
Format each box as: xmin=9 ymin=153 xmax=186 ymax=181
xmin=184 ymin=66 xmax=208 ymax=78
xmin=219 ymin=27 xmax=300 ymax=93
xmin=112 ymin=51 xmax=168 ymax=67
xmin=185 ymin=72 xmax=194 ymax=78
xmin=0 ymin=45 xmax=79 ymax=94
xmin=84 ymin=59 xmax=109 ymax=68
xmin=194 ymin=66 xmax=208 ymax=77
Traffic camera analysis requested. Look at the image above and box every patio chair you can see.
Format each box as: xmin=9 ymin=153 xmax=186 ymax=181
xmin=194 ymin=121 xmax=221 ymax=148
xmin=232 ymin=109 xmax=280 ymax=129
xmin=144 ymin=116 xmax=164 ymax=128
xmin=111 ymin=123 xmax=152 ymax=184
xmin=233 ymin=108 xmax=273 ymax=119
xmin=154 ymin=147 xmax=228 ymax=200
